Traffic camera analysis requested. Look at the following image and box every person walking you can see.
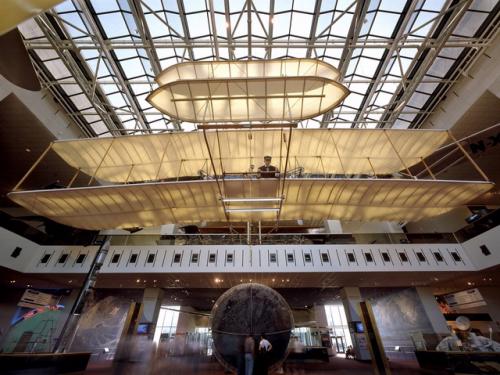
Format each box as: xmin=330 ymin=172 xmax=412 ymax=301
xmin=257 ymin=335 xmax=272 ymax=375
xmin=244 ymin=335 xmax=255 ymax=375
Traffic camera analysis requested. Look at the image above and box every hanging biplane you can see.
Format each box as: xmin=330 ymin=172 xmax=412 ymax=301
xmin=8 ymin=59 xmax=494 ymax=230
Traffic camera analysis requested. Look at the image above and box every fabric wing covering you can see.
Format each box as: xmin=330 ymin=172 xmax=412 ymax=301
xmin=146 ymin=59 xmax=349 ymax=122
xmin=8 ymin=179 xmax=494 ymax=230
xmin=50 ymin=129 xmax=450 ymax=183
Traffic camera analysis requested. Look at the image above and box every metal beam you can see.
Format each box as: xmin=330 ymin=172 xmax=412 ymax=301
xmin=39 ymin=78 xmax=461 ymax=86
xmin=34 ymin=13 xmax=122 ymax=136
xmin=175 ymin=0 xmax=195 ymax=61
xmin=247 ymin=0 xmax=252 ymax=59
xmin=72 ymin=0 xmax=151 ymax=132
xmin=266 ymin=0 xmax=274 ymax=59
xmin=128 ymin=0 xmax=161 ymax=76
xmin=411 ymin=9 xmax=500 ymax=129
xmin=31 ymin=58 xmax=93 ymax=137
xmin=338 ymin=0 xmax=369 ymax=77
xmin=380 ymin=0 xmax=473 ymax=128
xmin=224 ymin=0 xmax=235 ymax=59
xmin=354 ymin=0 xmax=419 ymax=128
xmin=208 ymin=0 xmax=220 ymax=60
xmin=306 ymin=0 xmax=322 ymax=59
xmin=128 ymin=0 xmax=179 ymax=130
xmin=321 ymin=0 xmax=369 ymax=127
xmin=23 ymin=37 xmax=491 ymax=50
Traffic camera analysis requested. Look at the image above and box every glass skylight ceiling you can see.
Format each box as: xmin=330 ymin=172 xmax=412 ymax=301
xmin=17 ymin=0 xmax=499 ymax=136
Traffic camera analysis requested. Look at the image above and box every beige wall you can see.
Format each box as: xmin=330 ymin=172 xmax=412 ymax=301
xmin=405 ymin=206 xmax=471 ymax=233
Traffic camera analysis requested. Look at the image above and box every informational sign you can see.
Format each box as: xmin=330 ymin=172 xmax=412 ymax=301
xmin=18 ymin=289 xmax=57 ymax=309
xmin=444 ymin=288 xmax=486 ymax=311
xmin=355 ymin=333 xmax=368 ymax=350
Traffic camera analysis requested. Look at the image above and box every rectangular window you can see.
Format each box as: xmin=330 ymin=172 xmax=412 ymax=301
xmin=321 ymin=253 xmax=329 ymax=262
xmin=191 ymin=253 xmax=199 ymax=263
xmin=480 ymin=245 xmax=491 ymax=256
xmin=324 ymin=304 xmax=353 ymax=351
xmin=153 ymin=306 xmax=181 ymax=344
xmin=111 ymin=254 xmax=120 ymax=263
xmin=399 ymin=252 xmax=408 ymax=262
xmin=209 ymin=253 xmax=216 ymax=263
xmin=226 ymin=253 xmax=233 ymax=263
xmin=41 ymin=254 xmax=51 ymax=264
xmin=451 ymin=252 xmax=461 ymax=262
xmin=76 ymin=254 xmax=86 ymax=264
xmin=270 ymin=253 xmax=277 ymax=263
xmin=58 ymin=254 xmax=68 ymax=264
xmin=130 ymin=254 xmax=138 ymax=263
xmin=433 ymin=252 xmax=444 ymax=262
xmin=382 ymin=252 xmax=391 ymax=262
xmin=173 ymin=254 xmax=181 ymax=263
xmin=416 ymin=252 xmax=426 ymax=262
xmin=287 ymin=253 xmax=294 ymax=262
xmin=11 ymin=247 xmax=22 ymax=258
xmin=347 ymin=253 xmax=356 ymax=263
xmin=364 ymin=253 xmax=373 ymax=262
xmin=304 ymin=253 xmax=312 ymax=262
xmin=147 ymin=254 xmax=155 ymax=263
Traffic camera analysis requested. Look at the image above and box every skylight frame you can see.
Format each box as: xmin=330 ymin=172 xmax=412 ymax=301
xmin=17 ymin=0 xmax=499 ymax=135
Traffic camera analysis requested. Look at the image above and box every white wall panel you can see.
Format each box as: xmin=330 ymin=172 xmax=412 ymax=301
xmin=2 ymin=227 xmax=496 ymax=275
xmin=0 ymin=227 xmax=39 ymax=272
xmin=461 ymin=225 xmax=500 ymax=270
xmin=23 ymin=243 xmax=473 ymax=274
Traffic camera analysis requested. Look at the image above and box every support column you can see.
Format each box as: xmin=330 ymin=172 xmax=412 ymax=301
xmin=313 ymin=304 xmax=335 ymax=360
xmin=415 ymin=287 xmax=450 ymax=337
xmin=324 ymin=220 xmax=343 ymax=234
xmin=340 ymin=287 xmax=370 ymax=360
xmin=54 ymin=236 xmax=110 ymax=352
xmin=142 ymin=288 xmax=164 ymax=329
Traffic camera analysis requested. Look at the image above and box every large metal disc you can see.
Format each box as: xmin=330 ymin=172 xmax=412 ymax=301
xmin=210 ymin=283 xmax=294 ymax=372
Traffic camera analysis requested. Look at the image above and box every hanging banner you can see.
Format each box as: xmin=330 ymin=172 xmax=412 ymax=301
xmin=18 ymin=289 xmax=57 ymax=309
xmin=443 ymin=288 xmax=486 ymax=311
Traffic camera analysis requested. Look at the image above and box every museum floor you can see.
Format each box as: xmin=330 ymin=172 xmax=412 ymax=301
xmin=85 ymin=356 xmax=441 ymax=374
